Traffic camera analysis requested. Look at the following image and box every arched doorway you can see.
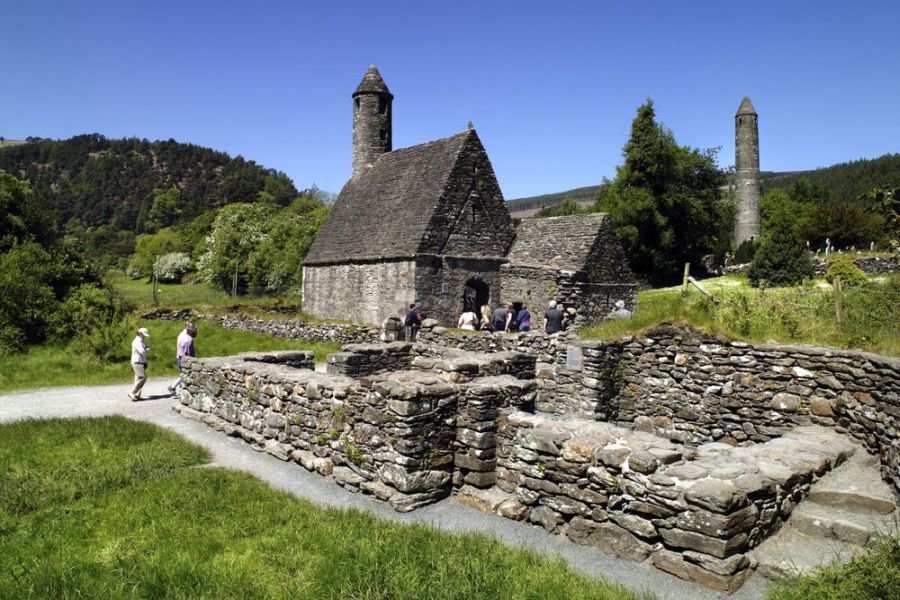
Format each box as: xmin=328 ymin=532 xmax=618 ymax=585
xmin=462 ymin=278 xmax=490 ymax=313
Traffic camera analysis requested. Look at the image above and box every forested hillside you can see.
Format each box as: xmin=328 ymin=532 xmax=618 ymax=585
xmin=508 ymin=154 xmax=900 ymax=214
xmin=761 ymin=154 xmax=900 ymax=203
xmin=0 ymin=134 xmax=299 ymax=233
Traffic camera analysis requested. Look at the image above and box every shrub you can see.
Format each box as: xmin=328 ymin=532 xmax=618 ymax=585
xmin=155 ymin=252 xmax=193 ymax=282
xmin=748 ymin=207 xmax=814 ymax=287
xmin=824 ymin=260 xmax=868 ymax=286
xmin=733 ymin=239 xmax=757 ymax=264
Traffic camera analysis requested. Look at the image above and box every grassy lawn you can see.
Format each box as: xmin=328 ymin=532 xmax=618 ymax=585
xmin=582 ymin=275 xmax=900 ymax=356
xmin=0 ymin=319 xmax=341 ymax=393
xmin=0 ymin=417 xmax=650 ymax=600
xmin=764 ymin=536 xmax=900 ymax=600
xmin=109 ymin=271 xmax=329 ymax=321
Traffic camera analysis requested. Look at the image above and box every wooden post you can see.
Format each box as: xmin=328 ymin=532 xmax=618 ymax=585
xmin=232 ymin=259 xmax=239 ymax=299
xmin=152 ymin=256 xmax=159 ymax=305
xmin=682 ymin=263 xmax=690 ymax=293
xmin=833 ymin=277 xmax=842 ymax=324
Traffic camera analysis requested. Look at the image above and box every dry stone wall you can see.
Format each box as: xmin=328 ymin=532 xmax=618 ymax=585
xmin=143 ymin=309 xmax=380 ymax=345
xmin=174 ymin=346 xmax=535 ymax=512
xmin=552 ymin=325 xmax=900 ymax=492
xmin=495 ymin=413 xmax=857 ymax=593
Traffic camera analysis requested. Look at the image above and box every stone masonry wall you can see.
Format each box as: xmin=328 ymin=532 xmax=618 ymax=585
xmin=143 ymin=309 xmax=381 ymax=345
xmin=553 ymin=325 xmax=900 ymax=492
xmin=302 ymin=259 xmax=418 ymax=325
xmin=495 ymin=413 xmax=857 ymax=593
xmin=175 ymin=347 xmax=535 ymax=512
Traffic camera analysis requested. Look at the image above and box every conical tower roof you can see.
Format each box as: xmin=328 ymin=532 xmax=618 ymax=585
xmin=736 ymin=96 xmax=757 ymax=116
xmin=354 ymin=65 xmax=393 ymax=98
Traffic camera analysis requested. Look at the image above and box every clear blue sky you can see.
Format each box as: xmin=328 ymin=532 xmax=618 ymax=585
xmin=3 ymin=0 xmax=898 ymax=199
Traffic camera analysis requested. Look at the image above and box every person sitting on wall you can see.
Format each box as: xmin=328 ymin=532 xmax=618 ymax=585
xmin=544 ymin=300 xmax=564 ymax=334
xmin=608 ymin=300 xmax=633 ymax=320
xmin=517 ymin=303 xmax=532 ymax=332
xmin=404 ymin=303 xmax=422 ymax=341
xmin=479 ymin=305 xmax=493 ymax=331
xmin=491 ymin=302 xmax=512 ymax=333
xmin=457 ymin=308 xmax=478 ymax=330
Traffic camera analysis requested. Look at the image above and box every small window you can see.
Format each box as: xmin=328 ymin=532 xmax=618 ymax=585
xmin=378 ymin=97 xmax=387 ymax=115
xmin=471 ymin=202 xmax=479 ymax=223
xmin=379 ymin=129 xmax=387 ymax=142
xmin=473 ymin=164 xmax=478 ymax=175
xmin=355 ymin=98 xmax=360 ymax=111
xmin=441 ymin=283 xmax=450 ymax=295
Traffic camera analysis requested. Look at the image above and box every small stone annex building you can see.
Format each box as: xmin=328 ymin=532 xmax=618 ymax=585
xmin=303 ymin=66 xmax=635 ymax=326
xmin=502 ymin=214 xmax=637 ymax=324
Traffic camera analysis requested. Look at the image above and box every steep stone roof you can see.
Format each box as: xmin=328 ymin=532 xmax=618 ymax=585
xmin=736 ymin=96 xmax=757 ymax=116
xmin=354 ymin=65 xmax=393 ymax=98
xmin=507 ymin=213 xmax=614 ymax=272
xmin=305 ymin=130 xmax=476 ymax=265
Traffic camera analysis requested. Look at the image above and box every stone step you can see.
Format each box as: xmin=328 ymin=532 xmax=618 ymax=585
xmin=790 ymin=501 xmax=899 ymax=547
xmin=805 ymin=451 xmax=897 ymax=515
xmin=750 ymin=524 xmax=865 ymax=581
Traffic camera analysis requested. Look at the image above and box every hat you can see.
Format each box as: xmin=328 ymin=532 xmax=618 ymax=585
xmin=548 ymin=300 xmax=557 ymax=308
xmin=138 ymin=327 xmax=150 ymax=336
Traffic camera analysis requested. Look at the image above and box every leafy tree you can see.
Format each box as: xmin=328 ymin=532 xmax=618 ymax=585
xmin=154 ymin=252 xmax=193 ymax=282
xmin=126 ymin=228 xmax=180 ymax=279
xmin=798 ymin=202 xmax=885 ymax=249
xmin=198 ymin=203 xmax=275 ymax=292
xmin=760 ymin=188 xmax=812 ymax=237
xmin=733 ymin=239 xmax=758 ymax=264
xmin=596 ymin=101 xmax=732 ymax=285
xmin=748 ymin=206 xmax=814 ymax=287
xmin=861 ymin=185 xmax=899 ymax=242
xmin=245 ymin=199 xmax=330 ymax=293
xmin=146 ymin=187 xmax=182 ymax=231
xmin=534 ymin=196 xmax=585 ymax=217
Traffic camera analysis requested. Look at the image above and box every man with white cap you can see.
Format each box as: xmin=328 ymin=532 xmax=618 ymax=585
xmin=129 ymin=327 xmax=150 ymax=401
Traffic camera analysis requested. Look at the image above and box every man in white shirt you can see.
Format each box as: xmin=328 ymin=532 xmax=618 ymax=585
xmin=129 ymin=327 xmax=150 ymax=401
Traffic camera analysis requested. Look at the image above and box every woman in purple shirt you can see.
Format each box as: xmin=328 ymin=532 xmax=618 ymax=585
xmin=168 ymin=321 xmax=197 ymax=394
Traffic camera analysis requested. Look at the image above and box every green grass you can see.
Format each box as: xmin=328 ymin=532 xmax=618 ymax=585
xmin=0 ymin=417 xmax=650 ymax=600
xmin=765 ymin=535 xmax=900 ymax=600
xmin=0 ymin=319 xmax=341 ymax=393
xmin=109 ymin=271 xmax=345 ymax=323
xmin=581 ymin=275 xmax=900 ymax=356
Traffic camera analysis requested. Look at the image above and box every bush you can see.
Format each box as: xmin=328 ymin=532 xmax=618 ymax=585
xmin=748 ymin=207 xmax=814 ymax=287
xmin=824 ymin=260 xmax=868 ymax=286
xmin=733 ymin=239 xmax=758 ymax=264
xmin=155 ymin=252 xmax=193 ymax=282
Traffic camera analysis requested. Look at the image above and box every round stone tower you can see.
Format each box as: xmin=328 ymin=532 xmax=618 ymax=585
xmin=352 ymin=65 xmax=393 ymax=180
xmin=734 ymin=96 xmax=761 ymax=245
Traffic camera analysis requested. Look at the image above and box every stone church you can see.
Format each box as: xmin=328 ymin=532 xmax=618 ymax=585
xmin=302 ymin=66 xmax=635 ymax=326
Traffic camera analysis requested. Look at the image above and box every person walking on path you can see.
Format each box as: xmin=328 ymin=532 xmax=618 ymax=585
xmin=404 ymin=303 xmax=422 ymax=341
xmin=129 ymin=327 xmax=150 ymax=401
xmin=168 ymin=322 xmax=197 ymax=395
xmin=544 ymin=300 xmax=564 ymax=334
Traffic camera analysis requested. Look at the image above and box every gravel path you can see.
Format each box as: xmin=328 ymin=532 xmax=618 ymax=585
xmin=0 ymin=380 xmax=772 ymax=600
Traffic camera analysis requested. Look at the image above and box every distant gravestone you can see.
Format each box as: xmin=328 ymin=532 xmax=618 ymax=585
xmin=566 ymin=346 xmax=583 ymax=372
